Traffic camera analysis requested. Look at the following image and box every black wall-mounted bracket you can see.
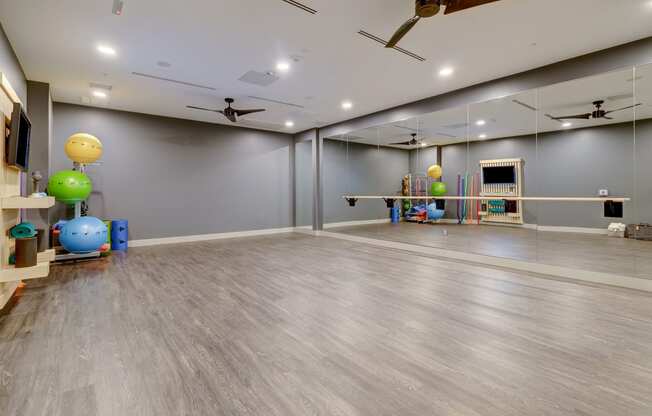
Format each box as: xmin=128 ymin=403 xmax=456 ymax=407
xmin=345 ymin=197 xmax=358 ymax=207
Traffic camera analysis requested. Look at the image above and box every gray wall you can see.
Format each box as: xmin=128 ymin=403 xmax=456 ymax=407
xmin=0 ymin=23 xmax=25 ymax=105
xmin=52 ymin=103 xmax=294 ymax=240
xmin=25 ymin=81 xmax=52 ymax=240
xmin=324 ymin=139 xmax=409 ymax=224
xmin=441 ymin=120 xmax=652 ymax=228
xmin=409 ymin=147 xmax=439 ymax=175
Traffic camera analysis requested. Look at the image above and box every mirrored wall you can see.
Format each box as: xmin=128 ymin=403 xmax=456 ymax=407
xmin=323 ymin=63 xmax=652 ymax=280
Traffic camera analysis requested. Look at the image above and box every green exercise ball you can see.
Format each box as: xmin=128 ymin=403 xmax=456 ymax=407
xmin=47 ymin=170 xmax=92 ymax=204
xmin=430 ymin=182 xmax=447 ymax=197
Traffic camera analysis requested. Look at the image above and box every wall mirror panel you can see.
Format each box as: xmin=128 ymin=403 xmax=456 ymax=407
xmin=535 ymin=67 xmax=638 ymax=276
xmin=323 ymin=65 xmax=652 ymax=282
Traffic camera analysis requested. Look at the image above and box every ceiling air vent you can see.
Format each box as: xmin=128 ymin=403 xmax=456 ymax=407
xmin=357 ymin=31 xmax=425 ymax=62
xmin=239 ymin=71 xmax=279 ymax=87
xmin=280 ymin=0 xmax=317 ymax=14
xmin=248 ymin=95 xmax=305 ymax=109
xmin=132 ymin=72 xmax=216 ymax=90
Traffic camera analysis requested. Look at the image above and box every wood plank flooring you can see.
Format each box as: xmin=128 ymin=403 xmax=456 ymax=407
xmin=331 ymin=222 xmax=652 ymax=279
xmin=1 ymin=232 xmax=652 ymax=415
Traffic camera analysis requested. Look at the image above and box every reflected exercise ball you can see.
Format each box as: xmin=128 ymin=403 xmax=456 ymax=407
xmin=65 ymin=133 xmax=103 ymax=164
xmin=430 ymin=181 xmax=447 ymax=197
xmin=47 ymin=170 xmax=92 ymax=204
xmin=59 ymin=217 xmax=108 ymax=254
xmin=427 ymin=164 xmax=442 ymax=179
xmin=427 ymin=203 xmax=445 ymax=221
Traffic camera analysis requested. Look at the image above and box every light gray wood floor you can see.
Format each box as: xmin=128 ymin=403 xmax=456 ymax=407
xmin=330 ymin=222 xmax=652 ymax=279
xmin=1 ymin=232 xmax=652 ymax=415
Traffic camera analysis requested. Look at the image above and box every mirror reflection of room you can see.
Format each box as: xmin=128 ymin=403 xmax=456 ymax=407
xmin=331 ymin=66 xmax=652 ymax=280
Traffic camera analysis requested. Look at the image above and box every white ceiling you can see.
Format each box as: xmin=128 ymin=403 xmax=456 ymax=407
xmin=334 ymin=64 xmax=652 ymax=148
xmin=2 ymin=0 xmax=652 ymax=133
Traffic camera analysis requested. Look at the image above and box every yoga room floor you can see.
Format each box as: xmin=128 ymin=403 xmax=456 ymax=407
xmin=329 ymin=222 xmax=652 ymax=279
xmin=1 ymin=232 xmax=652 ymax=415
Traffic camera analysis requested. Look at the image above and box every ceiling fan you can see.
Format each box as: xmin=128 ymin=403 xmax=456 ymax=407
xmin=390 ymin=133 xmax=424 ymax=147
xmin=187 ymin=98 xmax=265 ymax=123
xmin=548 ymin=100 xmax=642 ymax=121
xmin=386 ymin=0 xmax=500 ymax=48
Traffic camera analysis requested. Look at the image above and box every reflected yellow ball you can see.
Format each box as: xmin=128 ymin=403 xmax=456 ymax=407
xmin=65 ymin=133 xmax=103 ymax=164
xmin=427 ymin=164 xmax=442 ymax=180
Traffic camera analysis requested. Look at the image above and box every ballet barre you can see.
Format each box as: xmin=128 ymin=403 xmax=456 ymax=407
xmin=343 ymin=195 xmax=631 ymax=207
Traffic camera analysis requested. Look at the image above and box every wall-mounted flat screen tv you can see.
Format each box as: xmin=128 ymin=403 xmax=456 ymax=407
xmin=7 ymin=102 xmax=31 ymax=171
xmin=482 ymin=166 xmax=515 ymax=184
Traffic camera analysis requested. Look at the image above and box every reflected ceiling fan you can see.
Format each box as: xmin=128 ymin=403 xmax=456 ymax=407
xmin=386 ymin=0 xmax=500 ymax=48
xmin=187 ymin=98 xmax=265 ymax=123
xmin=391 ymin=133 xmax=424 ymax=147
xmin=548 ymin=100 xmax=641 ymax=121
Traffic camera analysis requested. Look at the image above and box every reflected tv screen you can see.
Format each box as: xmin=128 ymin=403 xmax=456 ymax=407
xmin=483 ymin=166 xmax=515 ymax=184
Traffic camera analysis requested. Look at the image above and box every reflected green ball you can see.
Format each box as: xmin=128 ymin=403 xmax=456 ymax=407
xmin=430 ymin=182 xmax=447 ymax=197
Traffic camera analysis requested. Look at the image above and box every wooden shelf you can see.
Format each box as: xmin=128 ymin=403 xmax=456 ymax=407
xmin=0 ymin=261 xmax=50 ymax=283
xmin=37 ymin=249 xmax=56 ymax=263
xmin=1 ymin=196 xmax=55 ymax=209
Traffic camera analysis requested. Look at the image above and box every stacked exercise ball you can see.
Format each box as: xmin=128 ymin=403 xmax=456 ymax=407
xmin=48 ymin=170 xmax=92 ymax=204
xmin=59 ymin=217 xmax=108 ymax=254
xmin=427 ymin=164 xmax=442 ymax=180
xmin=48 ymin=132 xmax=109 ymax=254
xmin=64 ymin=133 xmax=103 ymax=164
xmin=430 ymin=182 xmax=447 ymax=197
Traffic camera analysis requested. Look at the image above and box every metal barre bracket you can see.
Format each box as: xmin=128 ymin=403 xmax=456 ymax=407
xmin=383 ymin=198 xmax=396 ymax=208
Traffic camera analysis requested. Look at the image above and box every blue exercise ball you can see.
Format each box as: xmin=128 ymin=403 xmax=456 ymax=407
xmin=427 ymin=203 xmax=445 ymax=221
xmin=59 ymin=216 xmax=108 ymax=254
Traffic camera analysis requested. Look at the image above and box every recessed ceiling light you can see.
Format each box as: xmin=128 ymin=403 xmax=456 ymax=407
xmin=475 ymin=119 xmax=486 ymax=126
xmin=478 ymin=134 xmax=487 ymax=139
xmin=562 ymin=122 xmax=572 ymax=128
xmin=97 ymin=45 xmax=116 ymax=56
xmin=92 ymin=90 xmax=108 ymax=99
xmin=276 ymin=61 xmax=290 ymax=72
xmin=438 ymin=66 xmax=454 ymax=77
xmin=285 ymin=120 xmax=295 ymax=128
xmin=341 ymin=100 xmax=353 ymax=110
xmin=421 ymin=143 xmax=426 ymax=147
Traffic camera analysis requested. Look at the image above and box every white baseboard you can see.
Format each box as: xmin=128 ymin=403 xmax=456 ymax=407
xmin=434 ymin=219 xmax=605 ymax=234
xmin=323 ymin=218 xmax=390 ymax=229
xmin=129 ymin=227 xmax=295 ymax=247
xmin=316 ymin=231 xmax=652 ymax=292
xmin=536 ymin=225 xmax=608 ymax=235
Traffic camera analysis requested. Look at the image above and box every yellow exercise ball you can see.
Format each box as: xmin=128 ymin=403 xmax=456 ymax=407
xmin=427 ymin=164 xmax=442 ymax=179
xmin=65 ymin=133 xmax=103 ymax=164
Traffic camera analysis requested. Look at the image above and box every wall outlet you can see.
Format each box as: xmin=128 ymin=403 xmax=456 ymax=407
xmin=599 ymin=189 xmax=609 ymax=197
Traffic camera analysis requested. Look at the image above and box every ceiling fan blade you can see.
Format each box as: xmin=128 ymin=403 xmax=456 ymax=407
xmin=390 ymin=141 xmax=413 ymax=146
xmin=444 ymin=0 xmax=500 ymax=14
xmin=602 ymin=116 xmax=614 ymax=120
xmin=234 ymin=109 xmax=266 ymax=117
xmin=385 ymin=15 xmax=420 ymax=48
xmin=604 ymin=103 xmax=642 ymax=115
xmin=187 ymin=105 xmax=221 ymax=112
xmin=550 ymin=113 xmax=592 ymax=120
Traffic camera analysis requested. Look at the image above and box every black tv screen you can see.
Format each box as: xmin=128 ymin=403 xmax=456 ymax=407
xmin=483 ymin=166 xmax=515 ymax=184
xmin=7 ymin=102 xmax=31 ymax=171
